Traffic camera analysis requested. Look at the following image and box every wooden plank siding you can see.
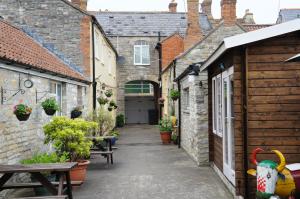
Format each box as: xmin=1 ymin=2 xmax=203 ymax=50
xmin=246 ymin=32 xmax=300 ymax=197
xmin=207 ymin=32 xmax=300 ymax=198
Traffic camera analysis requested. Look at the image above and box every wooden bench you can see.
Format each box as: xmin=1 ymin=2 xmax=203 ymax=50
xmin=4 ymin=181 xmax=82 ymax=189
xmin=15 ymin=196 xmax=67 ymax=199
xmin=90 ymin=150 xmax=113 ymax=164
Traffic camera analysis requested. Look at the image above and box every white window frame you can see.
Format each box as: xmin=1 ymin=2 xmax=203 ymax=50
xmin=134 ymin=41 xmax=150 ymax=65
xmin=212 ymin=74 xmax=222 ymax=137
xmin=50 ymin=82 xmax=63 ymax=116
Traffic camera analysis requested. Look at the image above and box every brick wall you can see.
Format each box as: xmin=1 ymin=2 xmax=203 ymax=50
xmin=221 ymin=0 xmax=237 ymax=26
xmin=161 ymin=34 xmax=184 ymax=70
xmin=184 ymin=0 xmax=203 ymax=50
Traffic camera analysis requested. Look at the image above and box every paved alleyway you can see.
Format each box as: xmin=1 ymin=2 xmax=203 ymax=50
xmin=74 ymin=125 xmax=233 ymax=199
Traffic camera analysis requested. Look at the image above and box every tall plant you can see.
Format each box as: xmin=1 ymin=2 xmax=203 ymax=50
xmin=87 ymin=107 xmax=114 ymax=136
xmin=43 ymin=116 xmax=97 ymax=161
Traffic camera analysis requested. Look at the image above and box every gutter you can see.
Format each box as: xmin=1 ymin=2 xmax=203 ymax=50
xmin=241 ymin=46 xmax=249 ymax=199
xmin=92 ymin=22 xmax=97 ymax=110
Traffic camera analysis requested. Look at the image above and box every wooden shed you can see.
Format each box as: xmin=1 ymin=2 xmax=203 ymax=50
xmin=201 ymin=19 xmax=300 ymax=198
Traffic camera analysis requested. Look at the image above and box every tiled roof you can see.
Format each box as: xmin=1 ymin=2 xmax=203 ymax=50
xmin=242 ymin=24 xmax=273 ymax=32
xmin=0 ymin=20 xmax=88 ymax=82
xmin=277 ymin=9 xmax=300 ymax=23
xmin=94 ymin=12 xmax=213 ymax=37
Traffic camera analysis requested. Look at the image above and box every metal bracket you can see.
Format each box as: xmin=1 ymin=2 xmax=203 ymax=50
xmin=1 ymin=74 xmax=25 ymax=105
xmin=35 ymin=89 xmax=52 ymax=104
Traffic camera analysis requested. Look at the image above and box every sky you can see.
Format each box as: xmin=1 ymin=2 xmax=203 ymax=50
xmin=87 ymin=0 xmax=300 ymax=24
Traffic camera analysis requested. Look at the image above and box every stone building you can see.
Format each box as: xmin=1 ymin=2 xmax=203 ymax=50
xmin=94 ymin=3 xmax=212 ymax=124
xmin=0 ymin=19 xmax=89 ymax=197
xmin=0 ymin=0 xmax=118 ymax=112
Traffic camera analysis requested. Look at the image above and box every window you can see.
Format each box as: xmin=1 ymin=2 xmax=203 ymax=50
xmin=212 ymin=75 xmax=222 ymax=137
xmin=95 ymin=32 xmax=101 ymax=60
xmin=134 ymin=40 xmax=150 ymax=65
xmin=50 ymin=82 xmax=62 ymax=116
xmin=125 ymin=81 xmax=153 ymax=94
xmin=183 ymin=88 xmax=189 ymax=111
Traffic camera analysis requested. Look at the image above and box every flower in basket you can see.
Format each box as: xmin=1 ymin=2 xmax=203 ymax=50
xmin=97 ymin=97 xmax=109 ymax=105
xmin=13 ymin=104 xmax=32 ymax=121
xmin=159 ymin=97 xmax=165 ymax=104
xmin=41 ymin=98 xmax=59 ymax=116
xmin=170 ymin=89 xmax=180 ymax=101
xmin=105 ymin=90 xmax=113 ymax=98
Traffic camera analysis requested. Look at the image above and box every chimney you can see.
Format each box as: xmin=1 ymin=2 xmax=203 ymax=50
xmin=242 ymin=9 xmax=255 ymax=24
xmin=221 ymin=0 xmax=237 ymax=26
xmin=201 ymin=0 xmax=213 ymax=20
xmin=71 ymin=0 xmax=88 ymax=11
xmin=169 ymin=0 xmax=177 ymax=13
xmin=184 ymin=0 xmax=203 ymax=50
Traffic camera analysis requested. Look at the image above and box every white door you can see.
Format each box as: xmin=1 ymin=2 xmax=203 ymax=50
xmin=222 ymin=67 xmax=235 ymax=185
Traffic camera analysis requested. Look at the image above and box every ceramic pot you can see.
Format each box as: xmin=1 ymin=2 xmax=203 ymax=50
xmin=160 ymin=131 xmax=171 ymax=144
xmin=70 ymin=160 xmax=90 ymax=182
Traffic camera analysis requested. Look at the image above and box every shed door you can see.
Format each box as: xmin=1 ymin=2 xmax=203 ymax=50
xmin=222 ymin=67 xmax=235 ymax=185
xmin=125 ymin=97 xmax=155 ymax=124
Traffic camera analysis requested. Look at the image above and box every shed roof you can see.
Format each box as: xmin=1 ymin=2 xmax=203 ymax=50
xmin=94 ymin=11 xmax=213 ymax=37
xmin=0 ymin=20 xmax=88 ymax=82
xmin=277 ymin=9 xmax=300 ymax=23
xmin=201 ymin=19 xmax=300 ymax=71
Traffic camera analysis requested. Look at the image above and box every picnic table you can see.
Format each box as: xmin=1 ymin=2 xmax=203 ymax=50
xmin=88 ymin=136 xmax=116 ymax=164
xmin=0 ymin=163 xmax=77 ymax=199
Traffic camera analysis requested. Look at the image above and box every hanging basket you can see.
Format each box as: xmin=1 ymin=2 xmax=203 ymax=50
xmin=108 ymin=107 xmax=113 ymax=112
xmin=71 ymin=110 xmax=82 ymax=119
xmin=16 ymin=114 xmax=31 ymax=121
xmin=44 ymin=108 xmax=56 ymax=116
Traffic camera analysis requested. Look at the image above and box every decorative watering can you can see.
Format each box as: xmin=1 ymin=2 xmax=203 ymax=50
xmin=248 ymin=148 xmax=300 ymax=199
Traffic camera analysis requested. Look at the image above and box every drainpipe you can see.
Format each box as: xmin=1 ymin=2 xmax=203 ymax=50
xmin=241 ymin=46 xmax=249 ymax=199
xmin=92 ymin=21 xmax=97 ymax=110
xmin=177 ymin=79 xmax=181 ymax=148
xmin=157 ymin=32 xmax=162 ymax=120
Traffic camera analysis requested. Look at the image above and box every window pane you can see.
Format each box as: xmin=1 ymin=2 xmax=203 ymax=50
xmin=134 ymin=46 xmax=141 ymax=64
xmin=142 ymin=45 xmax=150 ymax=64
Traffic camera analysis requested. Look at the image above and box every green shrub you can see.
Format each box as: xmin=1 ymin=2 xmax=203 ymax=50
xmin=41 ymin=98 xmax=59 ymax=111
xmin=43 ymin=116 xmax=97 ymax=161
xmin=21 ymin=152 xmax=68 ymax=164
xmin=159 ymin=117 xmax=173 ymax=132
xmin=116 ymin=114 xmax=125 ymax=127
xmin=87 ymin=107 xmax=114 ymax=136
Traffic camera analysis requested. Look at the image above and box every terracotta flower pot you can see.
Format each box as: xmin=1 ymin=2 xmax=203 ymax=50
xmin=16 ymin=114 xmax=31 ymax=121
xmin=160 ymin=131 xmax=171 ymax=144
xmin=70 ymin=160 xmax=90 ymax=182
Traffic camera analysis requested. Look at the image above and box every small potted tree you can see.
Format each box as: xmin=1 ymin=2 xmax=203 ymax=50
xmin=41 ymin=98 xmax=59 ymax=116
xmin=170 ymin=89 xmax=180 ymax=101
xmin=43 ymin=116 xmax=97 ymax=182
xmin=13 ymin=104 xmax=32 ymax=121
xmin=159 ymin=117 xmax=173 ymax=144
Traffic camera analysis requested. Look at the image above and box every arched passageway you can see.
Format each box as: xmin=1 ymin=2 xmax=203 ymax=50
xmin=124 ymin=80 xmax=159 ymax=124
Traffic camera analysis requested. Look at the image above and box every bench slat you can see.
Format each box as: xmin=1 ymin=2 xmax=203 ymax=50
xmin=3 ymin=181 xmax=82 ymax=189
xmin=14 ymin=196 xmax=67 ymax=199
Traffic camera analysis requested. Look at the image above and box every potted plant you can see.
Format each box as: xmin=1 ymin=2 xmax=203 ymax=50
xmin=21 ymin=152 xmax=68 ymax=196
xmin=171 ymin=134 xmax=178 ymax=145
xmin=97 ymin=97 xmax=109 ymax=105
xmin=71 ymin=106 xmax=82 ymax=119
xmin=105 ymin=90 xmax=113 ymax=98
xmin=109 ymin=130 xmax=120 ymax=145
xmin=170 ymin=89 xmax=180 ymax=101
xmin=108 ymin=107 xmax=113 ymax=112
xmin=13 ymin=104 xmax=32 ymax=121
xmin=109 ymin=100 xmax=118 ymax=110
xmin=41 ymin=98 xmax=59 ymax=116
xmin=159 ymin=117 xmax=173 ymax=144
xmin=43 ymin=116 xmax=97 ymax=182
xmin=116 ymin=114 xmax=125 ymax=127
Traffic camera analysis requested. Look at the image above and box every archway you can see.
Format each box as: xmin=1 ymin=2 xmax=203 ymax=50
xmin=124 ymin=80 xmax=159 ymax=124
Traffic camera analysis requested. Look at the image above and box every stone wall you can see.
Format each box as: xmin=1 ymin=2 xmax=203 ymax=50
xmin=176 ymin=24 xmax=245 ymax=165
xmin=108 ymin=36 xmax=160 ymax=114
xmin=0 ymin=0 xmax=90 ymax=77
xmin=0 ymin=64 xmax=88 ymax=198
